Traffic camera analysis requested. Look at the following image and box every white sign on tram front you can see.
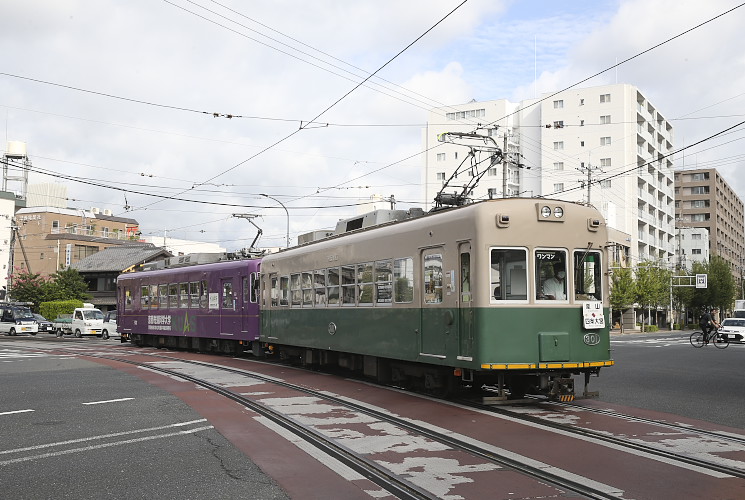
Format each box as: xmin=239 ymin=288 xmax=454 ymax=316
xmin=582 ymin=301 xmax=605 ymax=329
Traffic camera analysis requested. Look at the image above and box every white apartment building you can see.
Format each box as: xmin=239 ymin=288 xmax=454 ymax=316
xmin=423 ymin=83 xmax=676 ymax=266
xmin=675 ymin=227 xmax=710 ymax=269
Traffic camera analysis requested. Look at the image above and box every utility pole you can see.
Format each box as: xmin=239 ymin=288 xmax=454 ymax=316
xmin=502 ymin=133 xmax=508 ymax=198
xmin=576 ymin=163 xmax=604 ymax=204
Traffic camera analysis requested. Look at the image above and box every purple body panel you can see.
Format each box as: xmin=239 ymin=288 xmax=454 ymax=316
xmin=117 ymin=259 xmax=261 ymax=342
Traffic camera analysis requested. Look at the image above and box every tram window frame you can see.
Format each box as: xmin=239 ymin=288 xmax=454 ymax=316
xmin=179 ymin=282 xmax=189 ymax=308
xmin=423 ymin=254 xmax=444 ymax=304
xmin=189 ymin=281 xmax=199 ymax=308
xmin=374 ymin=260 xmax=393 ymax=305
xmin=535 ymin=249 xmax=568 ymax=302
xmin=290 ymin=273 xmax=302 ymax=307
xmin=125 ymin=287 xmax=132 ymax=308
xmin=270 ymin=275 xmax=279 ymax=307
xmin=243 ymin=276 xmax=249 ymax=304
xmin=489 ymin=247 xmax=529 ymax=302
xmin=168 ymin=284 xmax=179 ymax=308
xmin=393 ymin=257 xmax=414 ymax=303
xmin=341 ymin=265 xmax=356 ymax=306
xmin=140 ymin=285 xmax=150 ymax=308
xmin=357 ymin=262 xmax=374 ymax=306
xmin=157 ymin=284 xmax=167 ymax=309
xmin=313 ymin=269 xmax=326 ymax=306
xmin=199 ymin=280 xmax=208 ymax=309
xmin=301 ymin=272 xmax=313 ymax=307
xmin=327 ymin=268 xmax=340 ymax=306
xmin=222 ymin=281 xmax=234 ymax=309
xmin=279 ymin=276 xmax=290 ymax=306
xmin=573 ymin=249 xmax=602 ymax=301
xmin=250 ymin=272 xmax=259 ymax=303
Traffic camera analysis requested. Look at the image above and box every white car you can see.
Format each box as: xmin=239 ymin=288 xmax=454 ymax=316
xmin=718 ymin=318 xmax=745 ymax=343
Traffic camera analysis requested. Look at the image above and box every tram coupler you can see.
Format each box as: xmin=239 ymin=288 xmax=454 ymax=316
xmin=548 ymin=376 xmax=575 ymax=402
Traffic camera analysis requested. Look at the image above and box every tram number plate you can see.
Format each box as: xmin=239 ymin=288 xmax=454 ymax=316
xmin=582 ymin=301 xmax=605 ymax=330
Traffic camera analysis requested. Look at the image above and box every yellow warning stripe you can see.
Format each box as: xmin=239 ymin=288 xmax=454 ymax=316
xmin=480 ymin=360 xmax=614 ymax=370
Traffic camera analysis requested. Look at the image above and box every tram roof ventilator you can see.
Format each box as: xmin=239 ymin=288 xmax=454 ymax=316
xmin=297 ymin=208 xmax=425 ymax=245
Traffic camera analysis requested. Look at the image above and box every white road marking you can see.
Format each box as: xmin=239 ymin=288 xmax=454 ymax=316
xmin=0 ymin=426 xmax=213 ymax=466
xmin=82 ymin=397 xmax=135 ymax=405
xmin=0 ymin=409 xmax=34 ymax=416
xmin=0 ymin=419 xmax=209 ymax=455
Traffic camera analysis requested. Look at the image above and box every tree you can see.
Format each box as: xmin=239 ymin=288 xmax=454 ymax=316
xmin=609 ymin=263 xmax=635 ymax=333
xmin=46 ymin=268 xmax=91 ymax=302
xmin=634 ymin=261 xmax=671 ymax=331
xmin=671 ymin=267 xmax=694 ymax=327
xmin=7 ymin=269 xmax=51 ymax=310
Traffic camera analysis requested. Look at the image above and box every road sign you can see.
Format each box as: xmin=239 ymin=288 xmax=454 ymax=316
xmin=695 ymin=274 xmax=707 ymax=289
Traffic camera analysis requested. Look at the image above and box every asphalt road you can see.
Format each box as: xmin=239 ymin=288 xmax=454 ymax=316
xmin=596 ymin=330 xmax=745 ymax=429
xmin=0 ymin=339 xmax=288 ymax=500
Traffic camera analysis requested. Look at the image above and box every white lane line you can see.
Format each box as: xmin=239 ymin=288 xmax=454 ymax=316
xmin=0 ymin=409 xmax=34 ymax=416
xmin=82 ymin=397 xmax=135 ymax=405
xmin=0 ymin=419 xmax=208 ymax=455
xmin=0 ymin=426 xmax=214 ymax=466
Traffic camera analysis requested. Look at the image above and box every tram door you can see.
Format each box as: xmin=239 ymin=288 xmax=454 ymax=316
xmin=420 ymin=247 xmax=455 ymax=357
xmin=458 ymin=243 xmax=473 ymax=359
xmin=220 ymin=277 xmax=239 ymax=334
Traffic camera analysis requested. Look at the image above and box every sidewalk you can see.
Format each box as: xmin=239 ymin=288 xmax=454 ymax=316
xmin=610 ymin=327 xmax=688 ymax=336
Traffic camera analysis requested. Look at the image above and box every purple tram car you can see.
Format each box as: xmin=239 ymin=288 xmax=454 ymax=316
xmin=116 ymin=258 xmax=261 ymax=353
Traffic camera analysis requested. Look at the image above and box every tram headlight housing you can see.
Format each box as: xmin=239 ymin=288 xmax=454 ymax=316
xmin=553 ymin=206 xmax=564 ymax=218
xmin=540 ymin=206 xmax=552 ymax=218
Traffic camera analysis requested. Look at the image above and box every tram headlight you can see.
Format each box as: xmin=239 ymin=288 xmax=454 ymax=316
xmin=553 ymin=206 xmax=564 ymax=218
xmin=540 ymin=206 xmax=552 ymax=218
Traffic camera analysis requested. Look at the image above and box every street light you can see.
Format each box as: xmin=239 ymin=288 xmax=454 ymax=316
xmin=259 ymin=193 xmax=290 ymax=248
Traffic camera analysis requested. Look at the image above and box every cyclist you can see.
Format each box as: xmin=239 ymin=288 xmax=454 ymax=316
xmin=699 ymin=307 xmax=721 ymax=344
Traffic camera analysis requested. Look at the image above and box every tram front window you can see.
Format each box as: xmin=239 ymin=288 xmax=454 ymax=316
xmin=574 ymin=250 xmax=602 ymax=301
xmin=490 ymin=248 xmax=527 ymax=301
xmin=536 ymin=250 xmax=567 ymax=301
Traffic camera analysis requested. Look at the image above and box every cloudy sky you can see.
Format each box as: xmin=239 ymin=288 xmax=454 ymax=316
xmin=1 ymin=0 xmax=743 ymax=250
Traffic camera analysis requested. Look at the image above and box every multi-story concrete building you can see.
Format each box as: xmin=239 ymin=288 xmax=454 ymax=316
xmin=423 ymin=83 xmax=676 ymax=266
xmin=675 ymin=227 xmax=711 ymax=269
xmin=674 ymin=168 xmax=744 ymax=289
xmin=11 ymin=206 xmax=141 ymax=279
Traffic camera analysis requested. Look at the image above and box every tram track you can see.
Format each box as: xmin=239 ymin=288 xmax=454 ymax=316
xmin=19 ymin=342 xmax=625 ymax=499
xmin=459 ymin=397 xmax=745 ymax=480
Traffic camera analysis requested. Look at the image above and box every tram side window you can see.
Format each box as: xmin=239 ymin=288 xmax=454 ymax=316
xmin=394 ymin=257 xmax=414 ymax=303
xmin=574 ymin=250 xmax=602 ymax=300
xmin=179 ymin=283 xmax=189 ymax=308
xmin=357 ymin=262 xmax=373 ymax=306
xmin=341 ymin=265 xmax=356 ymax=306
xmin=189 ymin=282 xmax=199 ymax=308
xmin=124 ymin=288 xmax=132 ymax=310
xmin=250 ymin=273 xmax=259 ymax=303
xmin=423 ymin=254 xmax=443 ymax=304
xmin=314 ymin=270 xmax=326 ymax=306
xmin=243 ymin=277 xmax=249 ymax=304
xmin=375 ymin=260 xmax=393 ymax=304
xmin=279 ymin=276 xmax=289 ymax=306
xmin=327 ymin=268 xmax=340 ymax=305
xmin=168 ymin=284 xmax=178 ymax=308
xmin=158 ymin=284 xmax=167 ymax=309
xmin=270 ymin=275 xmax=279 ymax=307
xmin=490 ymin=248 xmax=528 ymax=301
xmin=222 ymin=281 xmax=234 ymax=309
xmin=290 ymin=274 xmax=301 ymax=307
xmin=535 ymin=250 xmax=567 ymax=301
xmin=302 ymin=272 xmax=313 ymax=307
xmin=152 ymin=284 xmax=162 ymax=309
xmin=141 ymin=285 xmax=150 ymax=308
xmin=199 ymin=280 xmax=208 ymax=308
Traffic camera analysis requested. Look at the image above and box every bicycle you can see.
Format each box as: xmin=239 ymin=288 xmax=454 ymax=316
xmin=689 ymin=327 xmax=729 ymax=349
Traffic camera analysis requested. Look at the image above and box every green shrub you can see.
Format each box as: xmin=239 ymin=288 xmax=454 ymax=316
xmin=646 ymin=325 xmax=659 ymax=332
xmin=39 ymin=300 xmax=85 ymax=321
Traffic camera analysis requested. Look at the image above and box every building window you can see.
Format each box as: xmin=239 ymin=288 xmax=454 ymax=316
xmin=436 ymin=153 xmax=445 ymax=161
xmin=487 ymin=168 xmax=498 ymax=176
xmin=553 ymin=120 xmax=564 ymax=128
xmin=692 ymin=248 xmax=702 ymax=255
xmin=436 ymin=172 xmax=446 ymax=181
xmin=692 ymin=172 xmax=709 ymax=181
xmin=553 ymin=141 xmax=564 ymax=150
xmin=600 ymin=115 xmax=611 ymax=124
xmin=553 ymin=183 xmax=564 ymax=192
xmin=52 ymin=220 xmax=60 ymax=234
xmin=691 ymin=200 xmax=709 ymax=208
xmin=487 ymin=188 xmax=497 ymax=199
xmin=600 ymin=180 xmax=612 ymax=188
xmin=553 ymin=100 xmax=564 ymax=109
xmin=691 ymin=186 xmax=709 ymax=195
xmin=692 ymin=214 xmax=710 ymax=222
xmin=580 ymin=99 xmax=584 ymax=106
xmin=553 ymin=162 xmax=564 ymax=171
xmin=692 ymin=233 xmax=702 ymax=240
xmin=600 ymin=158 xmax=611 ymax=168
xmin=600 ymin=136 xmax=611 ymax=146
xmin=600 ymin=93 xmax=611 ymax=103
